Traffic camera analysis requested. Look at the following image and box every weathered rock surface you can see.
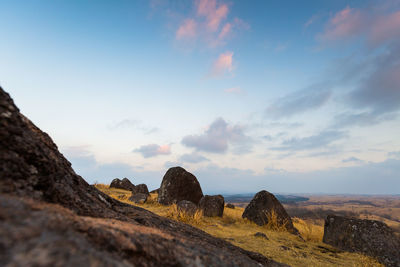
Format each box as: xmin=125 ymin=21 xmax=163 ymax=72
xmin=129 ymin=193 xmax=148 ymax=204
xmin=323 ymin=215 xmax=400 ymax=267
xmin=150 ymin=188 xmax=159 ymax=194
xmin=132 ymin=184 xmax=149 ymax=196
xmin=0 ymin=87 xmax=286 ymax=267
xmin=177 ymin=200 xmax=198 ymax=217
xmin=110 ymin=178 xmax=136 ymax=191
xmin=226 ymin=203 xmax=235 ymax=209
xmin=158 ymin=166 xmax=204 ymax=205
xmin=199 ymin=195 xmax=225 ymax=217
xmin=242 ymin=190 xmax=298 ymax=234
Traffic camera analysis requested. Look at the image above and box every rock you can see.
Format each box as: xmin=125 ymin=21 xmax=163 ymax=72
xmin=158 ymin=166 xmax=204 ymax=205
xmin=226 ymin=203 xmax=235 ymax=209
xmin=132 ymin=183 xmax=149 ymax=196
xmin=177 ymin=200 xmax=198 ymax=217
xmin=199 ymin=195 xmax=225 ymax=217
xmin=242 ymin=190 xmax=298 ymax=234
xmin=110 ymin=178 xmax=136 ymax=191
xmin=150 ymin=188 xmax=160 ymax=194
xmin=129 ymin=193 xmax=148 ymax=204
xmin=323 ymin=215 xmax=400 ymax=267
xmin=0 ymin=87 xmax=286 ymax=267
xmin=254 ymin=232 xmax=269 ymax=240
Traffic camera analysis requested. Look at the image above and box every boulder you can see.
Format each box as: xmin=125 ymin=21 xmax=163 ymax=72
xmin=226 ymin=203 xmax=235 ymax=209
xmin=199 ymin=195 xmax=225 ymax=217
xmin=242 ymin=190 xmax=298 ymax=234
xmin=323 ymin=215 xmax=400 ymax=267
xmin=129 ymin=193 xmax=148 ymax=204
xmin=177 ymin=200 xmax=198 ymax=217
xmin=132 ymin=183 xmax=149 ymax=196
xmin=0 ymin=87 xmax=286 ymax=267
xmin=110 ymin=177 xmax=135 ymax=191
xmin=158 ymin=166 xmax=204 ymax=205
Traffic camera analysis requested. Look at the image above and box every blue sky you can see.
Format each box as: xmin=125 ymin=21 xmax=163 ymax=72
xmin=1 ymin=0 xmax=400 ymax=194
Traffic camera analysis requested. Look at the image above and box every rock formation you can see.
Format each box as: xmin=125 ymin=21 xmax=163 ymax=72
xmin=242 ymin=191 xmax=298 ymax=234
xmin=110 ymin=177 xmax=136 ymax=191
xmin=177 ymin=200 xmax=198 ymax=217
xmin=0 ymin=87 xmax=286 ymax=266
xmin=129 ymin=193 xmax=148 ymax=204
xmin=158 ymin=166 xmax=204 ymax=205
xmin=199 ymin=195 xmax=225 ymax=217
xmin=323 ymin=215 xmax=400 ymax=267
xmin=132 ymin=183 xmax=149 ymax=196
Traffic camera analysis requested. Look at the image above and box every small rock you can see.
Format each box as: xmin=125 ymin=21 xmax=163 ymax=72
xmin=177 ymin=200 xmax=198 ymax=217
xmin=110 ymin=177 xmax=136 ymax=191
xmin=129 ymin=193 xmax=148 ymax=204
xmin=199 ymin=195 xmax=224 ymax=217
xmin=226 ymin=203 xmax=235 ymax=209
xmin=254 ymin=232 xmax=269 ymax=240
xmin=132 ymin=184 xmax=149 ymax=196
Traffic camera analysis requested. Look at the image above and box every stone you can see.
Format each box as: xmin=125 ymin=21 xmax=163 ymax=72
xmin=254 ymin=232 xmax=269 ymax=240
xmin=226 ymin=203 xmax=235 ymax=209
xmin=177 ymin=200 xmax=198 ymax=217
xmin=199 ymin=195 xmax=225 ymax=217
xmin=242 ymin=190 xmax=298 ymax=234
xmin=150 ymin=188 xmax=160 ymax=194
xmin=323 ymin=215 xmax=400 ymax=267
xmin=0 ymin=87 xmax=287 ymax=267
xmin=129 ymin=193 xmax=148 ymax=204
xmin=158 ymin=166 xmax=204 ymax=205
xmin=132 ymin=183 xmax=149 ymax=196
xmin=110 ymin=178 xmax=135 ymax=191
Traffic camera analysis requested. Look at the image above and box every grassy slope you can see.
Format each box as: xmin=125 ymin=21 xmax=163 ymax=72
xmin=95 ymin=184 xmax=382 ymax=267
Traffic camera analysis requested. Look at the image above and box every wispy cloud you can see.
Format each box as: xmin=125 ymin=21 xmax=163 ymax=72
xmin=210 ymin=51 xmax=233 ymax=76
xmin=182 ymin=117 xmax=253 ymax=154
xmin=224 ymin=87 xmax=242 ymax=94
xmin=342 ymin=156 xmax=364 ymax=163
xmin=176 ymin=19 xmax=197 ymax=40
xmin=133 ymin=144 xmax=171 ymax=158
xmin=179 ymin=152 xmax=209 ymax=163
xmin=108 ymin=119 xmax=159 ymax=134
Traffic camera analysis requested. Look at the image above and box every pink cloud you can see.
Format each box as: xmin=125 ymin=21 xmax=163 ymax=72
xmin=218 ymin=23 xmax=232 ymax=40
xmin=176 ymin=19 xmax=197 ymax=40
xmin=212 ymin=51 xmax=233 ymax=76
xmin=196 ymin=0 xmax=228 ymax=32
xmin=370 ymin=10 xmax=400 ymax=45
xmin=319 ymin=6 xmax=364 ymax=42
xmin=224 ymin=87 xmax=242 ymax=94
xmin=157 ymin=145 xmax=171 ymax=155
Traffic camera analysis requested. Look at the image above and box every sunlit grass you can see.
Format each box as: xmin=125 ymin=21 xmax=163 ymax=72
xmin=96 ymin=184 xmax=382 ymax=267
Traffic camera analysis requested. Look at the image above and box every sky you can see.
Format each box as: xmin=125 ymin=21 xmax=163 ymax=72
xmin=1 ymin=0 xmax=400 ymax=194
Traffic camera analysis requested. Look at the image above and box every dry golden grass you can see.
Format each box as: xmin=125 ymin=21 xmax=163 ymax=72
xmin=96 ymin=184 xmax=383 ymax=267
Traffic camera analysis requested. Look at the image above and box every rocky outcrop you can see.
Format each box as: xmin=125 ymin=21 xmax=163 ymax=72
xmin=199 ymin=195 xmax=225 ymax=217
xmin=177 ymin=200 xmax=198 ymax=217
xmin=242 ymin=191 xmax=298 ymax=234
xmin=129 ymin=193 xmax=148 ymax=204
xmin=0 ymin=87 xmax=286 ymax=267
xmin=323 ymin=215 xmax=400 ymax=267
xmin=150 ymin=188 xmax=160 ymax=194
xmin=158 ymin=166 xmax=204 ymax=205
xmin=132 ymin=184 xmax=149 ymax=196
xmin=110 ymin=178 xmax=136 ymax=191
xmin=226 ymin=203 xmax=235 ymax=209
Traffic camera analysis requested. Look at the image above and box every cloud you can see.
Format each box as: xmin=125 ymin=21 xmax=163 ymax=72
xmin=265 ymin=83 xmax=332 ymax=119
xmin=388 ymin=151 xmax=400 ymax=159
xmin=304 ymin=14 xmax=320 ymax=28
xmin=179 ymin=153 xmax=209 ymax=163
xmin=224 ymin=87 xmax=242 ymax=94
xmin=108 ymin=119 xmax=159 ymax=134
xmin=211 ymin=51 xmax=233 ymax=76
xmin=181 ymin=117 xmax=252 ymax=154
xmin=319 ymin=6 xmax=364 ymax=42
xmin=172 ymin=0 xmax=247 ymax=47
xmin=342 ymin=156 xmax=364 ymax=163
xmin=332 ymin=111 xmax=398 ymax=128
xmin=272 ymin=130 xmax=347 ymax=151
xmin=133 ymin=144 xmax=171 ymax=158
xmin=176 ymin=19 xmax=197 ymax=40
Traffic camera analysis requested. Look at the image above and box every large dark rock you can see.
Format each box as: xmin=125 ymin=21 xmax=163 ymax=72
xmin=199 ymin=195 xmax=225 ymax=217
xmin=177 ymin=200 xmax=198 ymax=217
xmin=110 ymin=178 xmax=136 ymax=191
xmin=158 ymin=166 xmax=204 ymax=205
xmin=0 ymin=87 xmax=286 ymax=267
xmin=132 ymin=183 xmax=149 ymax=196
xmin=242 ymin=190 xmax=298 ymax=234
xmin=323 ymin=215 xmax=400 ymax=267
